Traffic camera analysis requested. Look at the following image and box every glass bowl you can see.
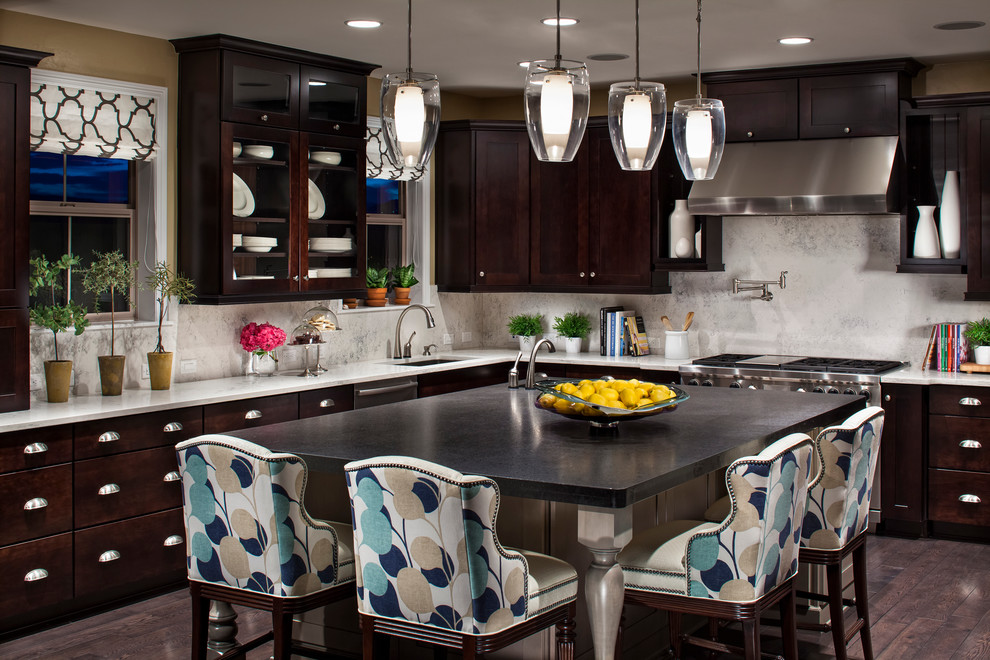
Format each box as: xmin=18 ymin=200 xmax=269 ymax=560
xmin=534 ymin=377 xmax=689 ymax=429
xmin=289 ymin=322 xmax=324 ymax=346
xmin=303 ymin=305 xmax=339 ymax=332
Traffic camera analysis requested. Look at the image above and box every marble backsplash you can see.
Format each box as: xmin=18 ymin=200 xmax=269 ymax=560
xmin=29 ymin=213 xmax=988 ymax=397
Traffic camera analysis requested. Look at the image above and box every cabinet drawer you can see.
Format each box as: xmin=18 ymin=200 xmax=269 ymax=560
xmin=74 ymin=446 xmax=183 ymax=528
xmin=0 ymin=532 xmax=73 ymax=623
xmin=75 ymin=407 xmax=203 ymax=458
xmin=299 ymin=385 xmax=353 ymax=419
xmin=928 ymin=468 xmax=990 ymax=525
xmin=74 ymin=507 xmax=186 ymax=597
xmin=204 ymin=393 xmax=298 ymax=433
xmin=929 ymin=415 xmax=990 ymax=471
xmin=930 ymin=386 xmax=990 ymax=417
xmin=0 ymin=424 xmax=72 ymax=474
xmin=0 ymin=464 xmax=73 ymax=545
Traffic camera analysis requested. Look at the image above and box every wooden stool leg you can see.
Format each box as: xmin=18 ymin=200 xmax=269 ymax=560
xmin=668 ymin=612 xmax=683 ymax=658
xmin=433 ymin=645 xmax=447 ymax=659
xmin=853 ymin=541 xmax=874 ymax=660
xmin=826 ymin=561 xmax=848 ymax=660
xmin=557 ymin=604 xmax=577 ymax=660
xmin=271 ymin=601 xmax=293 ymax=660
xmin=190 ymin=585 xmax=210 ymax=660
xmin=360 ymin=613 xmax=377 ymax=660
xmin=741 ymin=618 xmax=760 ymax=660
xmin=779 ymin=581 xmax=800 ymax=660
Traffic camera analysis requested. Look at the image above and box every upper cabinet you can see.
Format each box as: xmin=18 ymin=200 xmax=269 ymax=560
xmin=171 ymin=35 xmax=376 ymax=304
xmin=705 ymin=59 xmax=922 ymax=142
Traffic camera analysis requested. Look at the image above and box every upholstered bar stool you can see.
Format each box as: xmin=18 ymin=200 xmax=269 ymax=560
xmin=175 ymin=434 xmax=356 ymax=660
xmin=618 ymin=432 xmax=816 ymax=660
xmin=344 ymin=455 xmax=578 ymax=659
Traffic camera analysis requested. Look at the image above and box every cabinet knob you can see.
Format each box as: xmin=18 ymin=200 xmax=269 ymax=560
xmin=959 ymin=494 xmax=982 ymax=504
xmin=24 ymin=497 xmax=49 ymax=511
xmin=960 ymin=439 xmax=983 ymax=449
xmin=884 ymin=394 xmax=891 ymax=401
xmin=746 ymin=131 xmax=754 ymax=138
xmin=579 ymin=272 xmax=585 ymax=278
xmin=319 ymin=399 xmax=335 ymax=408
xmin=960 ymin=397 xmax=982 ymax=406
xmin=843 ymin=127 xmax=851 ymax=134
xmin=163 ymin=422 xmax=184 ymax=433
xmin=479 ymin=271 xmax=485 ymax=277
xmin=333 ymin=124 xmax=341 ymax=131
xmin=293 ymin=275 xmax=300 ymax=281
xmin=98 ymin=550 xmax=121 ymax=563
xmin=245 ymin=409 xmax=263 ymax=420
xmin=163 ymin=534 xmax=184 ymax=547
xmin=98 ymin=483 xmax=121 ymax=496
xmin=98 ymin=431 xmax=120 ymax=443
xmin=590 ymin=272 xmax=596 ymax=278
xmin=260 ymin=114 xmax=269 ymax=122
xmin=303 ymin=276 xmax=309 ymax=281
xmin=163 ymin=471 xmax=181 ymax=482
xmin=23 ymin=442 xmax=48 ymax=454
xmin=24 ymin=568 xmax=48 ymax=582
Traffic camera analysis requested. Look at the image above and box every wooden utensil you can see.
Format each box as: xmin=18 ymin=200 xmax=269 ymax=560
xmin=682 ymin=312 xmax=695 ymax=331
xmin=661 ymin=315 xmax=674 ymax=331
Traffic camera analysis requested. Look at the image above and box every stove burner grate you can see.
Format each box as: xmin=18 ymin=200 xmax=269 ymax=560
xmin=691 ymin=353 xmax=761 ymax=367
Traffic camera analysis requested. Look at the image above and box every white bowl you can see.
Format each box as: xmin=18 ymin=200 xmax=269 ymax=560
xmin=232 ymin=142 xmax=242 ymax=158
xmin=243 ymin=145 xmax=274 ymax=159
xmin=243 ymin=246 xmax=273 ymax=253
xmin=241 ymin=236 xmax=277 ymax=245
xmin=310 ymin=151 xmax=341 ymax=165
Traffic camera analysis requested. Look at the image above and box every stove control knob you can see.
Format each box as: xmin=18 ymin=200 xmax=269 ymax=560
xmin=701 ymin=380 xmax=714 ymax=387
xmin=813 ymin=386 xmax=826 ymax=394
xmin=729 ymin=381 xmax=742 ymax=389
xmin=843 ymin=388 xmax=857 ymax=396
xmin=686 ymin=379 xmax=701 ymax=387
xmin=826 ymin=387 xmax=840 ymax=394
xmin=859 ymin=389 xmax=872 ymax=399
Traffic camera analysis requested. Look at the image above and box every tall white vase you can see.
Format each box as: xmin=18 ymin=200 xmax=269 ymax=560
xmin=913 ymin=205 xmax=941 ymax=259
xmin=939 ymin=170 xmax=961 ymax=259
xmin=669 ymin=200 xmax=695 ymax=258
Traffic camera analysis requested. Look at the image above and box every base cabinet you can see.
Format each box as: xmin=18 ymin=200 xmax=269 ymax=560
xmin=879 ymin=383 xmax=926 ymax=536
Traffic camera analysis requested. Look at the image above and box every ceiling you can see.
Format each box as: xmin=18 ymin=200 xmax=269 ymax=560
xmin=2 ymin=0 xmax=989 ymax=97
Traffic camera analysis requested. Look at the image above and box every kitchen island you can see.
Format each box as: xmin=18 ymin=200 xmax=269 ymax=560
xmin=231 ymin=383 xmax=863 ymax=660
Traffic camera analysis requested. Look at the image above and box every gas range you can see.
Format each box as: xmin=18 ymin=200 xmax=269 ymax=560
xmin=679 ymin=354 xmax=906 ymax=406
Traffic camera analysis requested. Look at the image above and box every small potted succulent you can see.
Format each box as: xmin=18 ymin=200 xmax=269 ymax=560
xmin=552 ymin=311 xmax=591 ymax=354
xmin=29 ymin=254 xmax=90 ymax=402
xmin=392 ymin=262 xmax=418 ymax=306
xmin=965 ymin=318 xmax=990 ymax=365
xmin=145 ymin=261 xmax=196 ymax=390
xmin=82 ymin=251 xmax=139 ymax=396
xmin=508 ymin=313 xmax=544 ymax=353
xmin=366 ymin=265 xmax=391 ymax=307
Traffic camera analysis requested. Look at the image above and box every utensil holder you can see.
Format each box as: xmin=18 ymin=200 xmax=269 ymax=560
xmin=664 ymin=331 xmax=689 ymax=360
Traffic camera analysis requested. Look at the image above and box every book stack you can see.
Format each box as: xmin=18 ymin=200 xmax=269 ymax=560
xmin=922 ymin=322 xmax=969 ymax=372
xmin=599 ymin=307 xmax=651 ymax=357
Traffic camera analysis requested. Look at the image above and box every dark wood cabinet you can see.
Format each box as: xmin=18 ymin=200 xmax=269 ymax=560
xmin=704 ymin=78 xmax=799 ymax=142
xmin=172 ymin=35 xmax=376 ymax=304
xmin=299 ymin=385 xmax=354 ymax=418
xmin=418 ymin=363 xmax=513 ymax=398
xmin=879 ymin=383 xmax=926 ymax=536
xmin=204 ymin=392 xmax=299 ymax=433
xmin=963 ymin=101 xmax=990 ymax=298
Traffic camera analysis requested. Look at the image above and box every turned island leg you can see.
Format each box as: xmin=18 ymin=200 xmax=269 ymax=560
xmin=578 ymin=505 xmax=633 ymax=660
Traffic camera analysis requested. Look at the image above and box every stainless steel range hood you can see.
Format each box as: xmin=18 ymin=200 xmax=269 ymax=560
xmin=686 ymin=136 xmax=899 ymax=216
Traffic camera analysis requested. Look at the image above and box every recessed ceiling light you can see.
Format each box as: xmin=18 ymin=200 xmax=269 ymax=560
xmin=934 ymin=20 xmax=986 ymax=30
xmin=587 ymin=53 xmax=629 ymax=62
xmin=778 ymin=36 xmax=813 ymax=46
xmin=541 ymin=17 xmax=578 ymax=27
xmin=346 ymin=19 xmax=382 ymax=29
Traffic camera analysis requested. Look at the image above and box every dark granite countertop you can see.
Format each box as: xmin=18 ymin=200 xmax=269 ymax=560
xmin=233 ymin=384 xmax=862 ymax=508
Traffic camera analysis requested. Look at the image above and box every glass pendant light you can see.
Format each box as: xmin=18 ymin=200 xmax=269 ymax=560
xmin=671 ymin=0 xmax=725 ymax=180
xmin=524 ymin=0 xmax=590 ymax=163
xmin=607 ymin=0 xmax=666 ymax=171
xmin=380 ymin=0 xmax=441 ymax=169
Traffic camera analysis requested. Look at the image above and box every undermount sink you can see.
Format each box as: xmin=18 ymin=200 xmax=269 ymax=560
xmin=385 ymin=357 xmax=467 ymax=368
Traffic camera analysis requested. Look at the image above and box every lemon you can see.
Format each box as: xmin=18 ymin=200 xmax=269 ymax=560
xmin=588 ymin=393 xmax=607 ymax=406
xmin=560 ymin=382 xmax=579 ymax=396
xmin=553 ymin=397 xmax=574 ymax=413
xmin=600 ymin=388 xmax=619 ymax=401
xmin=578 ymin=379 xmax=592 ymax=389
xmin=578 ymin=383 xmax=596 ymax=399
xmin=637 ymin=398 xmax=654 ymax=408
xmin=619 ymin=388 xmax=640 ymax=407
xmin=538 ymin=393 xmax=557 ymax=409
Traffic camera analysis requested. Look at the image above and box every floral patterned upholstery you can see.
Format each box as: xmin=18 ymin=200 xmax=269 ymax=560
xmin=801 ymin=406 xmax=885 ymax=550
xmin=175 ymin=434 xmax=355 ymax=598
xmin=620 ymin=432 xmax=815 ymax=602
xmin=345 ymin=456 xmax=578 ymax=635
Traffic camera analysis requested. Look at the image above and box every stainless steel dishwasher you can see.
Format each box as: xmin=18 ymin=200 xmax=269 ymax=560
xmin=353 ymin=376 xmax=418 ymax=408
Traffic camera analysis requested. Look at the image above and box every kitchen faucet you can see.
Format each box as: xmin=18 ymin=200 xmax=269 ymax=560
xmin=393 ymin=304 xmax=436 ymax=359
xmin=524 ymin=338 xmax=556 ymax=389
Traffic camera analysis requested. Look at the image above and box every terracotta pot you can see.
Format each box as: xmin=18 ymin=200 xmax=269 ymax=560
xmin=366 ymin=287 xmax=387 ymax=307
xmin=44 ymin=360 xmax=73 ymax=403
xmin=147 ymin=351 xmax=174 ymax=390
xmin=98 ymin=355 xmax=126 ymax=396
xmin=393 ymin=286 xmax=411 ymax=305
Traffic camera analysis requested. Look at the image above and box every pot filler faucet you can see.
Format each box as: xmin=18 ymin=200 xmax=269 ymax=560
xmin=524 ymin=338 xmax=556 ymax=390
xmin=393 ymin=304 xmax=436 ymax=358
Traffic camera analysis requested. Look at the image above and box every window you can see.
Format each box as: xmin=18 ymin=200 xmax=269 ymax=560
xmin=366 ymin=178 xmax=406 ymax=271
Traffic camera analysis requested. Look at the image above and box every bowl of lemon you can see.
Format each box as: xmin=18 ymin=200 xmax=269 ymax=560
xmin=534 ymin=377 xmax=689 ymax=429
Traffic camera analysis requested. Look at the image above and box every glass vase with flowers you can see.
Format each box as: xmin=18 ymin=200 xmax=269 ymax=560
xmin=240 ymin=322 xmax=287 ymax=376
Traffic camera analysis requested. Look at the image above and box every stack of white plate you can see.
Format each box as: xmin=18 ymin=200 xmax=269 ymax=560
xmin=308 ymin=237 xmax=353 ymax=253
xmin=315 ymin=268 xmax=352 ymax=278
xmin=240 ymin=236 xmax=278 ymax=253
xmin=232 ymin=233 xmax=243 ymax=248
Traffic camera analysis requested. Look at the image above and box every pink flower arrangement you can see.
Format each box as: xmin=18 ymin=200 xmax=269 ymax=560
xmin=240 ymin=322 xmax=287 ymax=361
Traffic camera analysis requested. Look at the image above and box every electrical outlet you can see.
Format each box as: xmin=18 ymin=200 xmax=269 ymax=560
xmin=461 ymin=331 xmax=473 ymax=342
xmin=180 ymin=359 xmax=197 ymax=375
xmin=141 ymin=364 xmax=150 ymax=379
xmin=30 ymin=373 xmax=43 ymax=390
xmin=443 ymin=333 xmax=453 ymax=345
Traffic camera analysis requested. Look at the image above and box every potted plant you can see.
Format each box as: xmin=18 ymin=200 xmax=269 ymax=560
xmin=508 ymin=313 xmax=543 ymax=353
xmin=393 ymin=262 xmax=418 ymax=305
xmin=366 ymin=265 xmax=391 ymax=307
xmin=965 ymin=318 xmax=990 ymax=365
xmin=553 ymin=311 xmax=591 ymax=354
xmin=28 ymin=254 xmax=90 ymax=402
xmin=145 ymin=261 xmax=196 ymax=390
xmin=82 ymin=250 xmax=138 ymax=396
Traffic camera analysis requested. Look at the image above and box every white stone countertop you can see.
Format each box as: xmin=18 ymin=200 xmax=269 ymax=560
xmin=877 ymin=362 xmax=990 ymax=387
xmin=0 ymin=349 xmax=693 ymax=433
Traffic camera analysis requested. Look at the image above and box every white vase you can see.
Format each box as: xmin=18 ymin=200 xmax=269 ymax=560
xmin=975 ymin=345 xmax=990 ymax=366
xmin=669 ymin=200 xmax=694 ymax=258
xmin=518 ymin=334 xmax=538 ymax=353
xmin=564 ymin=337 xmax=582 ymax=354
xmin=939 ymin=170 xmax=961 ymax=259
xmin=912 ymin=205 xmax=941 ymax=259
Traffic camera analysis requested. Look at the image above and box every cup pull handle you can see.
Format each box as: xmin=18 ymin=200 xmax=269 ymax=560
xmin=98 ymin=550 xmax=121 ymax=563
xmin=24 ymin=568 xmax=49 ymax=582
xmin=960 ymin=397 xmax=982 ymax=407
xmin=960 ymin=440 xmax=983 ymax=449
xmin=98 ymin=483 xmax=121 ymax=496
xmin=959 ymin=494 xmax=982 ymax=504
xmin=98 ymin=431 xmax=120 ymax=443
xmin=23 ymin=442 xmax=49 ymax=454
xmin=319 ymin=399 xmax=334 ymax=408
xmin=163 ymin=422 xmax=184 ymax=432
xmin=245 ymin=409 xmax=263 ymax=420
xmin=163 ymin=534 xmax=184 ymax=547
xmin=24 ymin=497 xmax=48 ymax=511
xmin=163 ymin=471 xmax=181 ymax=482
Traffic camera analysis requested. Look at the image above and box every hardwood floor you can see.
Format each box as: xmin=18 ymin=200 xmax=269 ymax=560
xmin=3 ymin=533 xmax=990 ymax=659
